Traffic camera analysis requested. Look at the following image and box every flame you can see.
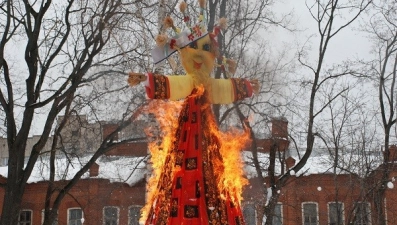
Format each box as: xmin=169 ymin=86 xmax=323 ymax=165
xmin=218 ymin=127 xmax=250 ymax=203
xmin=140 ymin=100 xmax=182 ymax=224
xmin=140 ymin=87 xmax=250 ymax=223
xmin=204 ymin=107 xmax=250 ymax=205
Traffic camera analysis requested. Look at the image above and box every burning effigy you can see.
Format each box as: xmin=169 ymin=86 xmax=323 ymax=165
xmin=128 ymin=1 xmax=258 ymax=224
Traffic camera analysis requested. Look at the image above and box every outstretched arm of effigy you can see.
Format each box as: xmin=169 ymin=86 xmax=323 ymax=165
xmin=128 ymin=72 xmax=194 ymax=100
xmin=209 ymin=78 xmax=256 ymax=104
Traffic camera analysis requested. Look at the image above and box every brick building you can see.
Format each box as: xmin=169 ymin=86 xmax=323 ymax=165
xmin=241 ymin=118 xmax=397 ymax=225
xmin=0 ymin=116 xmax=396 ymax=225
xmin=0 ymin=115 xmax=149 ymax=225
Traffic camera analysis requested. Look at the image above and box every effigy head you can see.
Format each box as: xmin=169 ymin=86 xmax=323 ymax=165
xmin=179 ymin=35 xmax=216 ymax=74
xmin=151 ymin=0 xmax=232 ymax=76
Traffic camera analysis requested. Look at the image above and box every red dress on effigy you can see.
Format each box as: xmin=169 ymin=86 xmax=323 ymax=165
xmin=142 ymin=73 xmax=253 ymax=225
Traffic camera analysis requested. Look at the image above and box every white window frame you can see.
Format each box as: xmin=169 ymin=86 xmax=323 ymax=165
xmin=354 ymin=202 xmax=371 ymax=225
xmin=272 ymin=203 xmax=283 ymax=225
xmin=128 ymin=205 xmax=142 ymax=225
xmin=103 ymin=206 xmax=119 ymax=225
xmin=328 ymin=202 xmax=344 ymax=225
xmin=19 ymin=209 xmax=33 ymax=225
xmin=302 ymin=202 xmax=319 ymax=225
xmin=41 ymin=209 xmax=58 ymax=225
xmin=67 ymin=207 xmax=84 ymax=225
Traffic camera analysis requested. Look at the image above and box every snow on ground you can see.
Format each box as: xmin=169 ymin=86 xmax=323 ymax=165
xmin=0 ymin=155 xmax=148 ymax=186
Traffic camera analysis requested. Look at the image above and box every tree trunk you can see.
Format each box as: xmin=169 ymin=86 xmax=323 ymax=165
xmin=264 ymin=142 xmax=281 ymax=225
xmin=209 ymin=0 xmax=227 ymax=123
xmin=373 ymin=187 xmax=386 ymax=225
xmin=373 ymin=130 xmax=390 ymax=225
xmin=1 ymin=160 xmax=25 ymax=225
xmin=1 ymin=190 xmax=23 ymax=225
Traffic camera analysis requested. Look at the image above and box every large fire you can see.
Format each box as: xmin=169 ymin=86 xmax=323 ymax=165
xmin=140 ymin=87 xmax=250 ymax=224
xmin=126 ymin=1 xmax=259 ymax=223
xmin=141 ymin=99 xmax=183 ymax=224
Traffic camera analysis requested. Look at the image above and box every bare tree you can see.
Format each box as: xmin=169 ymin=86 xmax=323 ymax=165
xmin=359 ymin=1 xmax=397 ymax=224
xmin=222 ymin=0 xmax=372 ymax=224
xmin=256 ymin=0 xmax=372 ymax=224
xmin=206 ymin=1 xmax=295 ymax=223
xmin=291 ymin=0 xmax=371 ymax=174
xmin=315 ymin=79 xmax=382 ymax=224
xmin=211 ymin=0 xmax=295 ymax=126
xmin=0 ymin=0 xmax=158 ymax=224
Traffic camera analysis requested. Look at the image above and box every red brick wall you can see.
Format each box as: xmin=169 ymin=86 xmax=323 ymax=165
xmin=106 ymin=142 xmax=148 ymax=157
xmin=385 ymin=168 xmax=397 ymax=224
xmin=2 ymin=170 xmax=395 ymax=225
xmin=278 ymin=174 xmax=363 ymax=225
xmin=241 ymin=172 xmax=397 ymax=225
xmin=388 ymin=145 xmax=397 ymax=162
xmin=9 ymin=178 xmax=146 ymax=225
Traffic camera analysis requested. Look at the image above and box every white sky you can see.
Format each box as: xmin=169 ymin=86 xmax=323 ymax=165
xmin=6 ymin=1 xmax=378 ymax=139
xmin=270 ymin=1 xmax=372 ymax=66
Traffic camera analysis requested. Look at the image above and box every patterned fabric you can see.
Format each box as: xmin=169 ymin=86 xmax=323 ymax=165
xmin=231 ymin=78 xmax=251 ymax=101
xmin=153 ymin=75 xmax=170 ymax=99
xmin=144 ymin=89 xmax=245 ymax=225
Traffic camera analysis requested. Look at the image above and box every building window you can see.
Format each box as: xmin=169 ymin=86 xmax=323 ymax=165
xmin=243 ymin=204 xmax=256 ymax=225
xmin=302 ymin=202 xmax=318 ymax=225
xmin=104 ymin=206 xmax=119 ymax=225
xmin=328 ymin=202 xmax=344 ymax=225
xmin=354 ymin=202 xmax=371 ymax=225
xmin=273 ymin=203 xmax=283 ymax=225
xmin=68 ymin=208 xmax=83 ymax=225
xmin=41 ymin=209 xmax=58 ymax=225
xmin=128 ymin=206 xmax=142 ymax=225
xmin=19 ymin=210 xmax=32 ymax=225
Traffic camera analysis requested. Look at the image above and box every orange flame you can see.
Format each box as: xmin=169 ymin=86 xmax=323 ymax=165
xmin=218 ymin=127 xmax=250 ymax=204
xmin=141 ymin=100 xmax=182 ymax=223
xmin=141 ymin=88 xmax=250 ymax=222
xmin=204 ymin=107 xmax=250 ymax=205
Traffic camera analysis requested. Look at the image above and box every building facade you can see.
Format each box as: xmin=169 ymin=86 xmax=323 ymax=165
xmin=0 ymin=116 xmax=396 ymax=225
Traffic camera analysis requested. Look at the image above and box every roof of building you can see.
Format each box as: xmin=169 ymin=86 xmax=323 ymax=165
xmin=243 ymin=149 xmax=385 ymax=179
xmin=0 ymin=155 xmax=148 ymax=185
xmin=0 ymin=147 xmax=390 ymax=185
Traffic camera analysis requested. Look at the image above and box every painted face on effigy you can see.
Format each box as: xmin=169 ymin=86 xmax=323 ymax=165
xmin=179 ymin=35 xmax=216 ymax=75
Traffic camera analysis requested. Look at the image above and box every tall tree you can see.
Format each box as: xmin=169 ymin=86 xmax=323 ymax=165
xmin=206 ymin=1 xmax=295 ymax=224
xmin=362 ymin=1 xmax=397 ymax=224
xmin=207 ymin=0 xmax=291 ymax=123
xmin=0 ymin=0 xmax=156 ymax=224
xmin=291 ymin=0 xmax=371 ymax=176
xmin=258 ymin=0 xmax=372 ymax=224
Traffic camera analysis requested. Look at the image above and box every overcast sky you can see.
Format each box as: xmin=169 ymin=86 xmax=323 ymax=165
xmin=270 ymin=1 xmax=372 ymax=66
